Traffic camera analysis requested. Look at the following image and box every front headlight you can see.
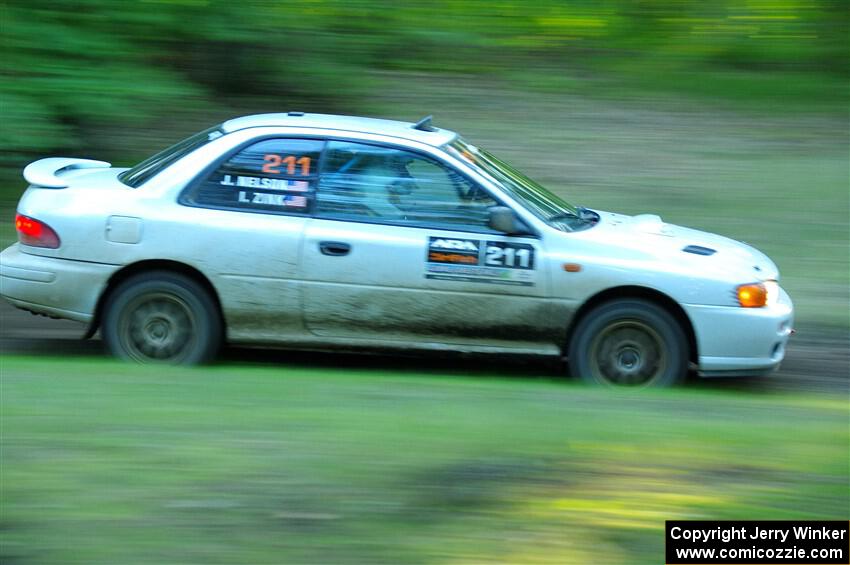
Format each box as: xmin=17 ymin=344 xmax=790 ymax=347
xmin=736 ymin=280 xmax=778 ymax=308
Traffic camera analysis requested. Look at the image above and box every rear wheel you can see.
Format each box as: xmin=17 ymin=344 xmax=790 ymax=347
xmin=568 ymin=299 xmax=688 ymax=387
xmin=102 ymin=271 xmax=221 ymax=364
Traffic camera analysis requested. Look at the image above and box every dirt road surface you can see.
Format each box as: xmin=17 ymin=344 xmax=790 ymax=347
xmin=0 ymin=301 xmax=846 ymax=395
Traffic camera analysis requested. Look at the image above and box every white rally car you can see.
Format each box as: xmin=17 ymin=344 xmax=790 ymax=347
xmin=0 ymin=113 xmax=794 ymax=385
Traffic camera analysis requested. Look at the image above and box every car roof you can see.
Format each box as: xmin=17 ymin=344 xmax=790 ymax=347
xmin=221 ymin=113 xmax=457 ymax=147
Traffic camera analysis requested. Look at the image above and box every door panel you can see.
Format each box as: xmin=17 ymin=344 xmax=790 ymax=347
xmin=300 ymin=219 xmax=561 ymax=346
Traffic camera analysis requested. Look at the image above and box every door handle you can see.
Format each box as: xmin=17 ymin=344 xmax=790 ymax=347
xmin=319 ymin=241 xmax=351 ymax=256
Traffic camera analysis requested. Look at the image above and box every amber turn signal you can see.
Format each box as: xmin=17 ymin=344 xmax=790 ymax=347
xmin=737 ymin=283 xmax=767 ymax=308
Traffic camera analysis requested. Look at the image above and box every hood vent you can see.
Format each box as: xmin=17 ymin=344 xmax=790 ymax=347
xmin=683 ymin=245 xmax=716 ymax=256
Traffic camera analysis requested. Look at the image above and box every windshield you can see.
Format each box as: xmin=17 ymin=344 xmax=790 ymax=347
xmin=119 ymin=126 xmax=224 ymax=188
xmin=447 ymin=139 xmax=595 ymax=231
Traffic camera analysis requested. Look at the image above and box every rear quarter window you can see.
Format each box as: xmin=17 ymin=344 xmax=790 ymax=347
xmin=181 ymin=138 xmax=324 ymax=214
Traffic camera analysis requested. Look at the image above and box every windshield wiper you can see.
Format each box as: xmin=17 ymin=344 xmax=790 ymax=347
xmin=548 ymin=207 xmax=599 ymax=226
xmin=547 ymin=211 xmax=580 ymax=222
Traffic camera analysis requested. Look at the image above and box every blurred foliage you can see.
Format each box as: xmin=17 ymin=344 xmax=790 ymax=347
xmin=0 ymin=0 xmax=847 ymax=328
xmin=1 ymin=0 xmax=847 ymax=162
xmin=0 ymin=0 xmax=850 ymax=327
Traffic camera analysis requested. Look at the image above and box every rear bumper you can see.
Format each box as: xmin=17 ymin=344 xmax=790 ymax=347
xmin=0 ymin=244 xmax=118 ymax=323
xmin=683 ymin=287 xmax=794 ymax=377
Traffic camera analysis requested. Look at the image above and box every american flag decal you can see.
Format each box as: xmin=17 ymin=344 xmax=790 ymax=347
xmin=287 ymin=180 xmax=310 ymax=192
xmin=286 ymin=195 xmax=308 ymax=207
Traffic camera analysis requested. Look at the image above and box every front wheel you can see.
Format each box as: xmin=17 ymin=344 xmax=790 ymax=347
xmin=568 ymin=299 xmax=688 ymax=387
xmin=102 ymin=271 xmax=222 ymax=364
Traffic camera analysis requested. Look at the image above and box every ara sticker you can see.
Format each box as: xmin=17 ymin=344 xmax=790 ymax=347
xmin=427 ymin=237 xmax=480 ymax=265
xmin=425 ymin=236 xmax=535 ymax=286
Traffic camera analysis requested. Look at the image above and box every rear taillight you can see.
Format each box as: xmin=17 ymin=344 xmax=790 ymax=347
xmin=15 ymin=213 xmax=60 ymax=248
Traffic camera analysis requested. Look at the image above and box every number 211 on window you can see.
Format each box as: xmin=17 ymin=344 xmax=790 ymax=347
xmin=262 ymin=154 xmax=311 ymax=176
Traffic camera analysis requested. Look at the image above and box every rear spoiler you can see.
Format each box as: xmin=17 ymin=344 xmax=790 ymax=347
xmin=23 ymin=157 xmax=111 ymax=188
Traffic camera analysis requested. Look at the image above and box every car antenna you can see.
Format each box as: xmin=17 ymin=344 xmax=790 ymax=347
xmin=412 ymin=115 xmax=436 ymax=132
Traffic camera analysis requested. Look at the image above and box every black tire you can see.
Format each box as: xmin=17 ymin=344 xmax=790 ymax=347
xmin=102 ymin=271 xmax=222 ymax=364
xmin=568 ymin=299 xmax=688 ymax=387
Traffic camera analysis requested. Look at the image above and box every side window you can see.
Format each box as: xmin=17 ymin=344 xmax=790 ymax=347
xmin=182 ymin=138 xmax=323 ymax=214
xmin=316 ymin=141 xmax=497 ymax=230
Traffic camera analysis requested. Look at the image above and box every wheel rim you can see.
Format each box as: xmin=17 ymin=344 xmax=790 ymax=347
xmin=117 ymin=292 xmax=196 ymax=362
xmin=588 ymin=319 xmax=667 ymax=386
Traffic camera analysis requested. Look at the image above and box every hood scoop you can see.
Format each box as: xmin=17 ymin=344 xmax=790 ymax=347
xmin=682 ymin=244 xmax=716 ymax=256
xmin=633 ymin=214 xmax=675 ymax=236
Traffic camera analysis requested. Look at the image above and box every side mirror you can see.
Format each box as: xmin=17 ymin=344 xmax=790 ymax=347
xmin=488 ymin=206 xmax=530 ymax=235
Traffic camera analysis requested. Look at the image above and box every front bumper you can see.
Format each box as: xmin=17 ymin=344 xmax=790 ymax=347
xmin=683 ymin=286 xmax=794 ymax=377
xmin=0 ymin=244 xmax=118 ymax=323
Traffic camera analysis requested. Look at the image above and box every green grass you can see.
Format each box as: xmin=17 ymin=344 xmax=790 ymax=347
xmin=1 ymin=355 xmax=847 ymax=564
xmin=507 ymin=67 xmax=850 ymax=117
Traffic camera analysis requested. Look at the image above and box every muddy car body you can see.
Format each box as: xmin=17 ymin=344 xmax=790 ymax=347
xmin=0 ymin=113 xmax=794 ymax=385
